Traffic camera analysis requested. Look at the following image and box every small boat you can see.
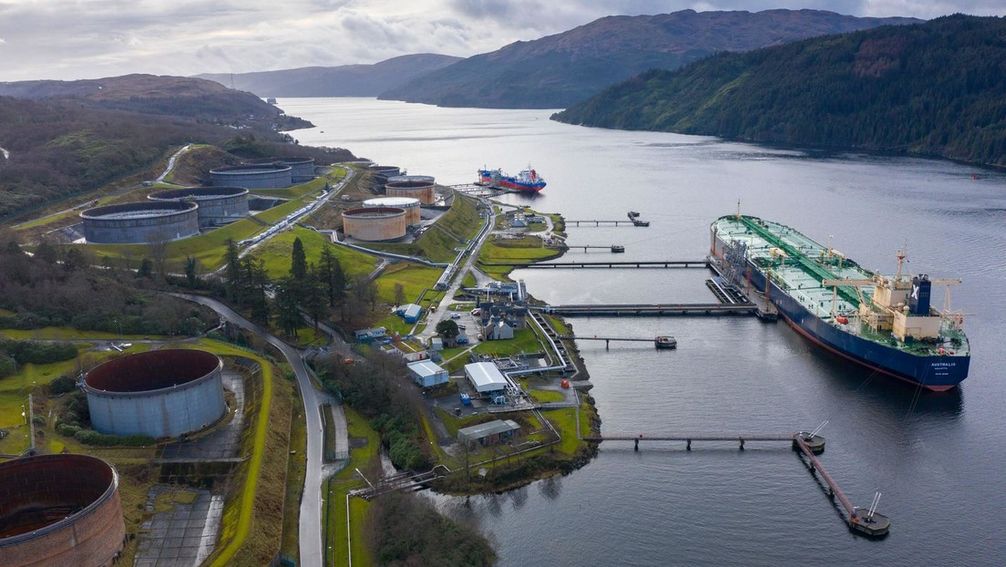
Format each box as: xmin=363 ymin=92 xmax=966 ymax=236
xmin=628 ymin=211 xmax=640 ymax=218
xmin=655 ymin=336 xmax=677 ymax=349
xmin=633 ymin=220 xmax=650 ymax=227
xmin=610 ymin=245 xmax=625 ymax=253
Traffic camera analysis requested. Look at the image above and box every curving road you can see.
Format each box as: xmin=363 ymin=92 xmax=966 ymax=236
xmin=172 ymin=293 xmax=327 ymax=567
xmin=156 ymin=144 xmax=192 ymax=184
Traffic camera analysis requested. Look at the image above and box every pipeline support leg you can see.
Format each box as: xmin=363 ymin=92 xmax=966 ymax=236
xmin=739 ymin=438 xmax=745 ymax=450
xmin=634 ymin=438 xmax=639 ymax=452
xmin=686 ymin=439 xmax=691 ymax=451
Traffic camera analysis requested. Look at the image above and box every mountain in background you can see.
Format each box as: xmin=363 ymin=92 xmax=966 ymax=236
xmin=553 ymin=15 xmax=1006 ymax=168
xmin=0 ymin=73 xmax=310 ymax=130
xmin=0 ymin=74 xmax=353 ymax=219
xmin=378 ymin=9 xmax=919 ymax=109
xmin=197 ymin=54 xmax=462 ymax=98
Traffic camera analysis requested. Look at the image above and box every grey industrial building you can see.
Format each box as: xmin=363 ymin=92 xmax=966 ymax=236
xmin=83 ymin=349 xmax=227 ymax=439
xmin=458 ymin=419 xmax=521 ymax=447
xmin=210 ymin=163 xmax=293 ymax=189
xmin=148 ymin=186 xmax=249 ymax=228
xmin=80 ymin=201 xmax=200 ymax=244
xmin=407 ymin=360 xmax=449 ymax=388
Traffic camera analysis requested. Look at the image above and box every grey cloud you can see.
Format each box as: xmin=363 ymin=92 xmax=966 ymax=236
xmin=0 ymin=0 xmax=1002 ymax=81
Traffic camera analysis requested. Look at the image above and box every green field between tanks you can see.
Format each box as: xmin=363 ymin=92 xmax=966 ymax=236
xmin=374 ymin=263 xmax=441 ymax=304
xmin=324 ymin=407 xmax=379 ymax=567
xmin=0 ymin=327 xmax=164 ymax=341
xmin=250 ymin=226 xmax=378 ymax=280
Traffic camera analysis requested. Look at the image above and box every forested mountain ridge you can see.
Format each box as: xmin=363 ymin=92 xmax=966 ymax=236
xmin=379 ymin=9 xmax=919 ymax=109
xmin=0 ymin=74 xmax=310 ymax=130
xmin=553 ymin=15 xmax=1006 ymax=167
xmin=198 ymin=54 xmax=462 ymax=97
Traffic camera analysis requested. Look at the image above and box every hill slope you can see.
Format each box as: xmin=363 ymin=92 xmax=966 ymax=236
xmin=0 ymin=75 xmax=353 ymax=220
xmin=0 ymin=74 xmax=310 ymax=130
xmin=553 ymin=15 xmax=1006 ymax=167
xmin=197 ymin=54 xmax=462 ymax=97
xmin=379 ymin=9 xmax=918 ymax=109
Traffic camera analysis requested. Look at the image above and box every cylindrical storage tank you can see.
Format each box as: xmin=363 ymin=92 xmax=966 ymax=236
xmin=368 ymin=165 xmax=401 ymax=191
xmin=210 ymin=164 xmax=293 ymax=189
xmin=80 ymin=201 xmax=199 ymax=244
xmin=0 ymin=454 xmax=124 ymax=567
xmin=386 ymin=177 xmax=436 ymax=205
xmin=387 ymin=175 xmax=434 ymax=185
xmin=246 ymin=157 xmax=315 ymax=182
xmin=83 ymin=349 xmax=226 ymax=439
xmin=148 ymin=186 xmax=249 ymax=228
xmin=363 ymin=197 xmax=421 ymax=227
xmin=342 ymin=207 xmax=407 ymax=242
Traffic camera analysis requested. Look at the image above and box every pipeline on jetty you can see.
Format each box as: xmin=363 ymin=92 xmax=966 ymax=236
xmin=588 ymin=433 xmax=889 ymax=537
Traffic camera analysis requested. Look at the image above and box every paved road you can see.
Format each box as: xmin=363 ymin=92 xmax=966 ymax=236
xmin=156 ymin=144 xmax=193 ymax=184
xmin=173 ymin=294 xmax=327 ymax=567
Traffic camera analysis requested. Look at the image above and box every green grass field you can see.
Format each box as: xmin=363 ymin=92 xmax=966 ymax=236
xmin=0 ymin=327 xmax=162 ymax=341
xmin=375 ymin=263 xmax=441 ymax=305
xmin=476 ymin=236 xmax=563 ymax=280
xmin=324 ymin=407 xmax=380 ymax=567
xmin=250 ymin=226 xmax=378 ymax=280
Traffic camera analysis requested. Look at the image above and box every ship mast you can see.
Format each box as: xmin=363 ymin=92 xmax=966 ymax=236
xmin=894 ymin=247 xmax=907 ymax=282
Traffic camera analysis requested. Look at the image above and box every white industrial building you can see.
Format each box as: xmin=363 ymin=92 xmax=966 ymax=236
xmin=464 ymin=362 xmax=509 ymax=394
xmin=407 ymin=360 xmax=449 ymax=388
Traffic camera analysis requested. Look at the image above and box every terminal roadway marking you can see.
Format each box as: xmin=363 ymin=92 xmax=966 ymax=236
xmin=173 ymin=293 xmax=331 ymax=567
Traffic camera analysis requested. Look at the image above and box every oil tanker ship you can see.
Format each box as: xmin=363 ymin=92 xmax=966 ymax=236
xmin=478 ymin=166 xmax=546 ymax=193
xmin=711 ymin=215 xmax=970 ymax=391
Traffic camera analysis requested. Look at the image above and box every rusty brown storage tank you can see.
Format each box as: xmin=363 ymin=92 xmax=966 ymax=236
xmin=83 ymin=349 xmax=226 ymax=439
xmin=0 ymin=454 xmax=125 ymax=567
xmin=362 ymin=197 xmax=421 ymax=226
xmin=385 ymin=175 xmax=436 ymax=205
xmin=342 ymin=207 xmax=407 ymax=242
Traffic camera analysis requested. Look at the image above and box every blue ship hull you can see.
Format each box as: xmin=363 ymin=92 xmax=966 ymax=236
xmin=713 ymin=236 xmax=969 ymax=391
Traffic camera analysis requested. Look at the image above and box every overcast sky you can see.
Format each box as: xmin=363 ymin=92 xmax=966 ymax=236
xmin=0 ymin=0 xmax=1002 ymax=81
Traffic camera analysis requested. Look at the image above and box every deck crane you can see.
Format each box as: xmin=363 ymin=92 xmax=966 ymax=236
xmin=821 ymin=278 xmax=876 ymax=319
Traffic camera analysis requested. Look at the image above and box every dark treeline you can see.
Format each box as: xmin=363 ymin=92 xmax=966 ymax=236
xmin=0 ymin=236 xmax=216 ymax=335
xmin=315 ymin=348 xmax=431 ymax=471
xmin=555 ymin=15 xmax=1006 ymax=167
xmin=366 ymin=492 xmax=496 ymax=566
xmin=0 ymin=339 xmax=77 ymax=378
xmin=224 ymin=237 xmax=377 ymax=329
